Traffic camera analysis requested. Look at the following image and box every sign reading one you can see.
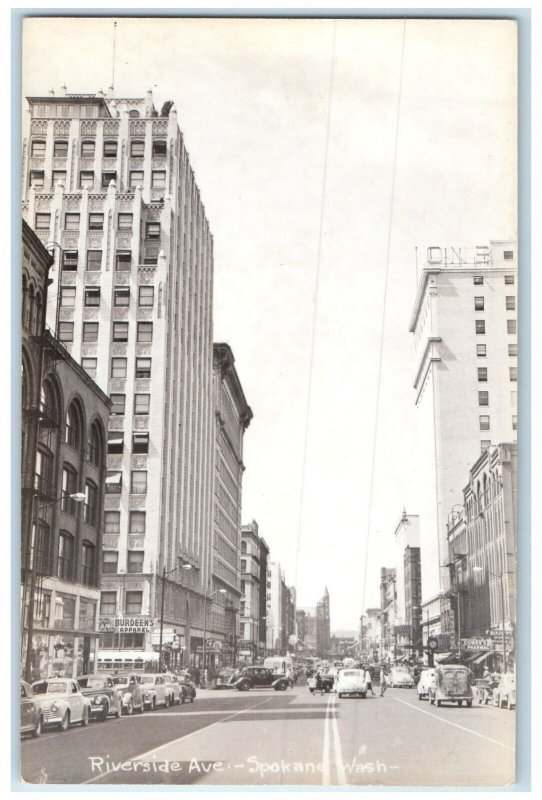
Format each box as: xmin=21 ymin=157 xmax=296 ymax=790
xmin=426 ymin=246 xmax=490 ymax=267
xmin=100 ymin=617 xmax=156 ymax=634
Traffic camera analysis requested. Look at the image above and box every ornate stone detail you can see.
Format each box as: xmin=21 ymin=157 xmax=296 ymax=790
xmin=104 ymin=495 xmax=121 ymax=511
xmin=102 ymin=158 xmax=117 ymax=170
xmin=84 ymin=273 xmax=101 ymax=285
xmin=130 ymin=120 xmax=146 ymax=135
xmin=117 ymin=234 xmax=131 ymax=249
xmin=112 ymin=307 xmax=128 ymax=321
xmin=150 ymin=189 xmax=165 ymax=202
xmin=29 ymin=157 xmax=45 ymax=170
xmin=83 ymin=307 xmax=99 ymax=320
xmin=106 ymin=210 xmax=113 ymax=272
xmin=59 ymin=308 xmax=74 ymax=321
xmin=79 ymin=158 xmax=94 ymax=170
xmin=87 ymin=232 xmax=103 ymax=247
xmin=129 ymin=495 xmax=146 ymax=509
xmin=89 ymin=195 xmax=107 ymax=209
xmin=152 ymin=120 xmax=168 ymax=135
xmin=135 ymin=344 xmax=152 ymax=357
xmin=62 ymin=233 xmax=79 ymax=248
xmin=104 ymin=120 xmax=120 ymax=135
xmin=117 ymin=194 xmax=135 ymax=206
xmin=54 ymin=120 xmax=70 ymax=136
xmin=52 ymin=157 xmax=67 ymax=169
xmin=81 ymin=343 xmax=97 ymax=356
xmin=113 ymin=272 xmax=130 ymax=285
xmin=137 ymin=308 xmax=153 ymax=321
xmin=151 ymin=158 xmax=166 ymax=169
xmin=144 ymin=246 xmax=160 ymax=260
xmin=36 ymin=231 xmax=50 ymax=245
xmin=133 ymin=416 xmax=149 ymax=430
xmin=102 ymin=534 xmax=120 ymax=548
xmin=107 ymin=455 xmax=123 ymax=470
xmin=80 ymin=121 xmax=97 ymax=135
xmin=128 ymin=536 xmax=145 ymax=549
xmin=110 ymin=343 xmax=128 ymax=356
xmin=131 ymin=456 xmax=148 ymax=470
xmin=109 ymin=379 xmax=126 ymax=392
xmin=61 ymin=272 xmax=76 ymax=285
xmin=35 ymin=196 xmax=52 ymax=210
xmin=31 ymin=120 xmax=48 ymax=135
xmin=134 ymin=379 xmax=150 ymax=392
xmin=146 ymin=207 xmax=161 ymax=221
xmin=108 ymin=417 xmax=125 ymax=431
xmin=64 ymin=195 xmax=81 ymax=210
xmin=138 ymin=271 xmax=154 ymax=285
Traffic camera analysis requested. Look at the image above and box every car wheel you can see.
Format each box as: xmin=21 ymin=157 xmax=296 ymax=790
xmin=152 ymin=698 xmax=156 ymax=711
xmin=32 ymin=716 xmax=43 ymax=738
xmin=338 ymin=693 xmax=343 ymax=698
xmin=436 ymin=700 xmax=442 ymax=707
xmin=429 ymin=694 xmax=434 ymax=705
xmin=165 ymin=695 xmax=170 ymax=708
xmin=126 ymin=699 xmax=134 ymax=716
xmin=238 ymin=681 xmax=250 ymax=692
xmin=309 ymin=688 xmax=315 ymax=694
xmin=190 ymin=694 xmax=195 ymax=703
xmin=180 ymin=693 xmax=185 ymax=704
xmin=100 ymin=703 xmax=109 ymax=721
xmin=362 ymin=693 xmax=367 ymax=699
xmin=467 ymin=700 xmax=473 ymax=708
xmin=81 ymin=708 xmax=90 ymax=727
xmin=458 ymin=700 xmax=463 ymax=707
xmin=59 ymin=711 xmax=70 ymax=731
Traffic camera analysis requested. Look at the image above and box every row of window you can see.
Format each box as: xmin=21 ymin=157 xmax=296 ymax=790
xmin=31 ymin=138 xmax=167 ymax=159
xmin=105 ymin=510 xmax=145 ymax=535
xmin=105 ymin=469 xmax=148 ymax=494
xmin=80 ymin=356 xmax=151 ymax=380
xmin=35 ymin=212 xmax=161 ymax=238
xmin=479 ymin=415 xmax=517 ymax=431
xmin=58 ymin=320 xmax=153 ymax=344
xmin=102 ymin=550 xmax=145 ymax=574
xmin=473 ymin=274 xmax=515 ymax=285
xmin=56 ymin=531 xmax=96 ymax=584
xmin=476 ymin=319 xmax=516 ymax=335
xmin=476 ymin=366 xmax=517 ymax=382
xmin=100 ymin=591 xmax=143 ymax=615
xmin=61 ymin=285 xmax=154 ymax=308
xmin=476 ymin=344 xmax=517 ymax=357
xmin=108 ymin=431 xmax=149 ymax=454
xmin=31 ymin=169 xmax=166 ymax=192
xmin=110 ymin=393 xmax=151 ymax=416
xmin=61 ymin=250 xmax=157 ymax=271
xmin=473 ymin=296 xmax=516 ymax=311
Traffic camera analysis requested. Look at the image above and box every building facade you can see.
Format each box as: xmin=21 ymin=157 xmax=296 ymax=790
xmin=409 ymin=241 xmax=518 ymax=631
xmin=393 ymin=511 xmax=422 ymax=658
xmin=316 ymin=587 xmax=330 ymax=655
xmin=297 ymin=609 xmax=317 ymax=653
xmin=360 ymin=608 xmax=381 ymax=662
xmin=265 ymin=561 xmax=284 ymax=652
xmin=22 ymin=89 xmax=216 ymax=668
xmin=22 ymin=220 xmax=111 ymax=681
xmin=379 ymin=568 xmax=397 ymax=661
xmin=239 ymin=521 xmax=268 ymax=662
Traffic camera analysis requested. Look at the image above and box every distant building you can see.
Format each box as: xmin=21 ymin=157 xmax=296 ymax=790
xmin=379 ymin=568 xmax=397 ymax=661
xmin=265 ymin=561 xmax=284 ymax=652
xmin=297 ymin=608 xmax=317 ymax=652
xmin=316 ymin=587 xmax=330 ymax=655
xmin=394 ymin=511 xmax=422 ymax=658
xmin=360 ymin=608 xmax=381 ymax=661
xmin=240 ymin=521 xmax=268 ymax=661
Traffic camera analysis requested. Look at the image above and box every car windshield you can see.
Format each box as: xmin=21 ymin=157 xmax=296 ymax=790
xmin=34 ymin=681 xmax=67 ymax=694
xmin=140 ymin=676 xmax=155 ymax=684
xmin=78 ymin=677 xmax=106 ymax=688
xmin=112 ymin=677 xmax=130 ymax=686
xmin=342 ymin=670 xmax=360 ymax=677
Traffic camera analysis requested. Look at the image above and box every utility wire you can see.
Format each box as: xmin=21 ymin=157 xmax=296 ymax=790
xmin=111 ymin=21 xmax=117 ymax=90
xmin=360 ymin=20 xmax=407 ymax=620
xmin=293 ymin=20 xmax=338 ymax=594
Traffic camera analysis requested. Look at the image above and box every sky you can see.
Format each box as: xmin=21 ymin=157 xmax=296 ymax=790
xmin=22 ymin=16 xmax=517 ymax=629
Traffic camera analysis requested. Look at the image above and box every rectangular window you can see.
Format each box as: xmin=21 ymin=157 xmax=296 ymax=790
xmin=101 ymin=171 xmax=116 ymax=188
xmin=505 ymin=296 xmax=516 ymax=311
xmin=35 ymin=213 xmax=51 ymax=230
xmin=79 ymin=171 xmax=94 ymax=189
xmin=29 ymin=171 xmax=45 ymax=188
xmin=475 ymin=320 xmax=485 ymax=334
xmin=125 ymin=591 xmax=143 ymax=614
xmin=478 ymin=391 xmax=489 ymax=406
xmin=61 ymin=286 xmax=76 ymax=307
xmin=100 ymin=591 xmax=117 ymax=614
xmin=107 ymin=432 xmax=124 ymax=454
xmin=82 ymin=322 xmax=99 ymax=342
xmin=86 ymin=250 xmax=102 ymax=271
xmin=104 ymin=511 xmax=120 ymax=534
xmin=103 ymin=139 xmax=118 ymax=157
xmin=118 ymin=213 xmax=133 ymax=230
xmin=134 ymin=394 xmax=150 ymax=415
xmin=129 ymin=170 xmax=144 ymax=188
xmin=110 ymin=357 xmax=127 ymax=378
xmin=84 ymin=287 xmax=101 ymax=306
xmin=477 ymin=367 xmax=488 ymax=381
xmin=151 ymin=171 xmax=166 ymax=189
xmin=481 ymin=440 xmax=491 ymax=453
xmin=58 ymin=322 xmax=74 ymax=342
xmin=51 ymin=170 xmax=66 ymax=189
xmin=509 ymin=367 xmax=518 ymax=382
xmin=476 ymin=344 xmax=486 ymax=357
xmin=102 ymin=552 xmax=118 ymax=575
xmin=81 ymin=140 xmax=95 ymax=157
xmin=505 ymin=275 xmax=515 ymax=285
xmin=84 ymin=480 xmax=98 ymax=526
xmin=131 ymin=140 xmax=145 ymax=157
xmin=53 ymin=140 xmax=68 ymax=158
xmin=105 ymin=471 xmax=122 ymax=494
xmin=473 ymin=276 xmax=484 ymax=285
xmin=512 ymin=415 xmax=517 ymax=431
xmin=62 ymin=251 xmax=78 ymax=271
xmin=479 ymin=415 xmax=490 ymax=431
xmin=129 ymin=511 xmax=146 ymax=534
xmin=115 ymin=251 xmax=131 ymax=271
xmin=138 ymin=286 xmax=154 ymax=307
xmin=31 ymin=140 xmax=46 ymax=157
xmin=508 ymin=343 xmax=518 ymax=356
xmin=130 ymin=471 xmax=147 ymax=494
xmin=114 ymin=287 xmax=130 ymax=306
xmin=81 ymin=357 xmax=97 ymax=377
xmin=137 ymin=322 xmax=153 ymax=343
xmin=507 ymin=319 xmax=517 ymax=334
xmin=504 ymin=250 xmax=514 ymax=260
xmin=145 ymin=222 xmax=160 ymax=239
xmin=127 ymin=551 xmax=144 ymax=574
xmin=65 ymin=213 xmax=80 ymax=231
xmin=88 ymin=213 xmax=104 ymax=230
xmin=132 ymin=433 xmax=149 ymax=454
xmin=110 ymin=394 xmax=126 ymax=415
xmin=152 ymin=140 xmax=167 ymax=157
xmin=474 ymin=297 xmax=485 ymax=311
xmin=135 ymin=357 xmax=151 ymax=378
xmin=112 ymin=322 xmax=129 ymax=342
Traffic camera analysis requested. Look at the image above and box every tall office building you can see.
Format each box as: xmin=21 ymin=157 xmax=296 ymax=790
xmin=240 ymin=521 xmax=269 ymax=661
xmin=409 ymin=240 xmax=517 ymax=632
xmin=316 ymin=587 xmax=330 ymax=655
xmin=22 ymin=88 xmax=215 ymax=666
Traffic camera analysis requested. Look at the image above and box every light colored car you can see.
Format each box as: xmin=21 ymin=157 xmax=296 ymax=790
xmin=111 ymin=673 xmax=146 ymax=714
xmin=31 ymin=678 xmax=91 ymax=731
xmin=160 ymin=673 xmax=184 ymax=705
xmin=78 ymin=674 xmax=123 ymax=721
xmin=493 ymin=672 xmax=516 ymax=710
xmin=139 ymin=674 xmax=170 ymax=710
xmin=417 ymin=668 xmax=436 ymax=700
xmin=335 ymin=669 xmax=367 ymax=699
xmin=387 ymin=667 xmax=415 ymax=688
xmin=21 ymin=681 xmax=43 ymax=738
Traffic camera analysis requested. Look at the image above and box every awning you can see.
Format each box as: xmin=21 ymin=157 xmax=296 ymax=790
xmin=465 ymin=651 xmax=484 ymax=662
xmin=472 ymin=651 xmax=495 ymax=665
xmin=105 ymin=472 xmax=122 ymax=484
xmin=433 ymin=652 xmax=451 ymax=663
xmin=95 ymin=650 xmax=159 ymax=662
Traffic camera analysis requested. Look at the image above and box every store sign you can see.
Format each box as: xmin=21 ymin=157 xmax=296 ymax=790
xmin=461 ymin=638 xmax=492 ymax=650
xmin=100 ymin=617 xmax=156 ymax=634
xmin=426 ymin=246 xmax=490 ymax=266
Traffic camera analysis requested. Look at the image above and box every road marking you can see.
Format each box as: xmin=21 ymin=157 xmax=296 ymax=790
xmin=392 ymin=697 xmax=514 ymax=751
xmin=321 ymin=694 xmax=332 ymax=785
xmin=330 ymin=695 xmax=347 ymax=785
xmin=82 ymin=695 xmax=277 ymax=785
xmin=133 ymin=707 xmax=334 ymax=717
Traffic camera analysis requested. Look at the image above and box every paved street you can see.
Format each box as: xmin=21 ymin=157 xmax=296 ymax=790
xmin=21 ymin=684 xmax=515 ymax=787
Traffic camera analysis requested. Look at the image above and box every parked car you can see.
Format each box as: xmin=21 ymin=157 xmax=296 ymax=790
xmin=417 ymin=668 xmax=436 ymax=700
xmin=138 ymin=674 xmax=170 ymax=710
xmin=21 ymin=681 xmax=43 ymax=738
xmin=493 ymin=672 xmax=516 ymax=710
xmin=387 ymin=667 xmax=415 ymax=688
xmin=31 ymin=678 xmax=92 ymax=731
xmin=215 ymin=668 xmax=238 ymax=689
xmin=111 ymin=673 xmax=146 ymax=715
xmin=428 ymin=665 xmax=474 ymax=707
xmin=176 ymin=672 xmax=197 ymax=702
xmin=335 ymin=669 xmax=368 ymax=698
xmin=78 ymin=674 xmax=123 ymax=721
xmin=234 ymin=666 xmax=289 ymax=692
xmin=160 ymin=673 xmax=184 ymax=705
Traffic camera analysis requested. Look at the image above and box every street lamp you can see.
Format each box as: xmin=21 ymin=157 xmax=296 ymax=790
xmin=23 ymin=491 xmax=86 ymax=682
xmin=158 ymin=562 xmax=192 ymax=672
xmin=202 ymin=588 xmax=227 ymax=682
xmin=473 ymin=565 xmax=508 ymax=672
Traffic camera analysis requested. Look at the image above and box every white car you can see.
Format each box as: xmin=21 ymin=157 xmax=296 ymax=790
xmin=139 ymin=674 xmax=170 ymax=710
xmin=387 ymin=667 xmax=415 ymax=688
xmin=31 ymin=679 xmax=92 ymax=731
xmin=335 ymin=669 xmax=367 ymax=699
xmin=417 ymin=668 xmax=436 ymax=700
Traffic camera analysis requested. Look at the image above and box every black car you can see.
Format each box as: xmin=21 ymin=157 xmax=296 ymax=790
xmin=176 ymin=672 xmax=197 ymax=702
xmin=234 ymin=666 xmax=289 ymax=692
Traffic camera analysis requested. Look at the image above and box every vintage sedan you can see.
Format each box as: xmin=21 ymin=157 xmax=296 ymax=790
xmin=78 ymin=674 xmax=123 ymax=721
xmin=176 ymin=672 xmax=197 ymax=702
xmin=139 ymin=674 xmax=170 ymax=710
xmin=111 ymin=673 xmax=146 ymax=714
xmin=234 ymin=666 xmax=289 ymax=692
xmin=31 ymin=678 xmax=91 ymax=731
xmin=387 ymin=666 xmax=415 ymax=688
xmin=215 ymin=668 xmax=238 ymax=689
xmin=493 ymin=672 xmax=516 ymax=710
xmin=428 ymin=665 xmax=474 ymax=707
xmin=160 ymin=673 xmax=184 ymax=705
xmin=335 ymin=669 xmax=367 ymax=699
xmin=417 ymin=668 xmax=436 ymax=700
xmin=21 ymin=681 xmax=43 ymax=738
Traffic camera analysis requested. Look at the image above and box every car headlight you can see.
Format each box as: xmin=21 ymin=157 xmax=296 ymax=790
xmin=50 ymin=703 xmax=58 ymax=712
xmin=144 ymin=691 xmax=150 ymax=699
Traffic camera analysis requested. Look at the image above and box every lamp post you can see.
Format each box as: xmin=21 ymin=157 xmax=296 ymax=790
xmin=158 ymin=562 xmax=192 ymax=672
xmin=23 ymin=491 xmax=86 ymax=682
xmin=473 ymin=565 xmax=507 ymax=672
xmin=202 ymin=588 xmax=227 ymax=684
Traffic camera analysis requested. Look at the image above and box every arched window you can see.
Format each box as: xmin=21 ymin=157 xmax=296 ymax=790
xmin=88 ymin=421 xmax=104 ymax=468
xmin=81 ymin=541 xmax=96 ymax=585
xmin=41 ymin=378 xmax=60 ymax=427
xmin=84 ymin=479 xmax=98 ymax=527
xmin=61 ymin=463 xmax=78 ymax=515
xmin=241 ymin=541 xmax=247 ymax=553
xmin=65 ymin=401 xmax=83 ymax=451
xmin=33 ymin=521 xmax=51 ymax=575
xmin=35 ymin=446 xmax=54 ymax=499
xmin=128 ymin=109 xmax=140 ymax=118
xmin=57 ymin=531 xmax=75 ymax=580
xmin=34 ymin=290 xmax=43 ymax=336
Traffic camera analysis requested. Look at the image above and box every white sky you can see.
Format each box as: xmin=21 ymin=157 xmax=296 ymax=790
xmin=22 ymin=16 xmax=517 ymax=629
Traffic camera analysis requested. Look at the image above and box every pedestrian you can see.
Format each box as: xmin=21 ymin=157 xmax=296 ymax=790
xmin=364 ymin=666 xmax=376 ymax=695
xmin=379 ymin=667 xmax=387 ymax=696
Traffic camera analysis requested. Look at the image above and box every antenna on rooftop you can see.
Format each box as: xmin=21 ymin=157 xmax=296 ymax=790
xmin=111 ymin=20 xmax=117 ymax=95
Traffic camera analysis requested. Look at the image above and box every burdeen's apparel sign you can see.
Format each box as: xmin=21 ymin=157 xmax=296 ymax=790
xmin=100 ymin=617 xmax=156 ymax=634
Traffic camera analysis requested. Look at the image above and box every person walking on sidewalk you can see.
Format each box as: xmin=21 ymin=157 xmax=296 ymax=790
xmin=365 ymin=666 xmax=376 ymax=695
